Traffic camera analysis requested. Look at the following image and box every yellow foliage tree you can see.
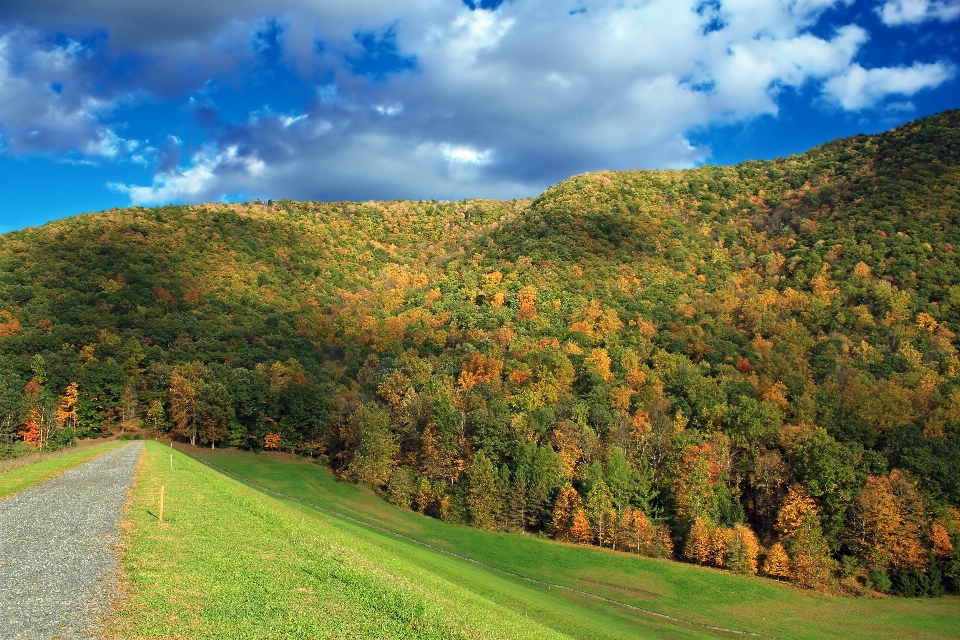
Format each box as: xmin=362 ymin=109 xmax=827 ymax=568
xmin=684 ymin=516 xmax=712 ymax=564
xmin=763 ymin=542 xmax=791 ymax=580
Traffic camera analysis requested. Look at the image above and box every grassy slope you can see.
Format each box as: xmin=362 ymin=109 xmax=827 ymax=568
xmin=0 ymin=440 xmax=124 ymax=500
xmin=186 ymin=446 xmax=960 ymax=640
xmin=113 ymin=441 xmax=726 ymax=640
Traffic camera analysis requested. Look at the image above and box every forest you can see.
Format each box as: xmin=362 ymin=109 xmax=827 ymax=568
xmin=2 ymin=110 xmax=960 ymax=597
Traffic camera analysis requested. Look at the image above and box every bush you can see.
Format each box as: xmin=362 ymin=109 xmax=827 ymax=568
xmin=868 ymin=568 xmax=891 ymax=593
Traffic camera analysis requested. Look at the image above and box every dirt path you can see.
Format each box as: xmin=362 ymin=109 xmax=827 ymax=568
xmin=0 ymin=442 xmax=143 ymax=639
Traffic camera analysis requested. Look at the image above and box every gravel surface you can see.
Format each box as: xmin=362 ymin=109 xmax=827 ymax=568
xmin=0 ymin=442 xmax=143 ymax=640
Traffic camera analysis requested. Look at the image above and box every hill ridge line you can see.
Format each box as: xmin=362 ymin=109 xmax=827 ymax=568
xmin=174 ymin=445 xmax=764 ymax=638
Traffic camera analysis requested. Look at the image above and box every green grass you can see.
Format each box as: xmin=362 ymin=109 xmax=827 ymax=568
xmin=0 ymin=440 xmax=125 ymax=500
xmin=116 ymin=441 xmax=737 ymax=639
xmin=178 ymin=446 xmax=960 ymax=640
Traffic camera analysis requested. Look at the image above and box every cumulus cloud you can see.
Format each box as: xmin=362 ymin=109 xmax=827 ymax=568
xmin=823 ymin=61 xmax=955 ymax=109
xmin=877 ymin=0 xmax=960 ymax=26
xmin=0 ymin=0 xmax=957 ymax=204
xmin=110 ymin=144 xmax=266 ymax=205
xmin=0 ymin=29 xmax=137 ymax=157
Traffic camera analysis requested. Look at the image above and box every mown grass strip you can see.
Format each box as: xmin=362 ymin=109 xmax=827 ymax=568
xmin=186 ymin=446 xmax=960 ymax=640
xmin=179 ymin=445 xmax=762 ymax=637
xmin=0 ymin=440 xmax=125 ymax=500
xmin=110 ymin=441 xmax=631 ymax=639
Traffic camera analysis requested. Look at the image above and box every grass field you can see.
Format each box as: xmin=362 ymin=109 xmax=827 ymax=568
xmin=0 ymin=440 xmax=125 ymax=500
xmin=112 ymin=441 xmax=727 ymax=639
xmin=170 ymin=445 xmax=960 ymax=640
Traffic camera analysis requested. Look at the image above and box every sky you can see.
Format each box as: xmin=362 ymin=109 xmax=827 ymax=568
xmin=0 ymin=0 xmax=958 ymax=233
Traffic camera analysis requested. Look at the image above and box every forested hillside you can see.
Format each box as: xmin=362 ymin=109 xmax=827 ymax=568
xmin=3 ymin=110 xmax=960 ymax=596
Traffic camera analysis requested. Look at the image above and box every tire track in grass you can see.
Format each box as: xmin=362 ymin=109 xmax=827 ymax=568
xmin=177 ymin=446 xmax=763 ymax=638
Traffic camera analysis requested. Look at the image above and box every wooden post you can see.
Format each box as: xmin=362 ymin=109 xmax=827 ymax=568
xmin=170 ymin=453 xmax=173 ymax=470
xmin=159 ymin=485 xmax=165 ymax=524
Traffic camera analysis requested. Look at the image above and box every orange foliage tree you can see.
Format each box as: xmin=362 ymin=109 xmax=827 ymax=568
xmin=762 ymin=542 xmax=791 ymax=580
xmin=56 ymin=382 xmax=79 ymax=431
xmin=570 ymin=509 xmax=593 ymax=544
xmin=551 ymin=483 xmax=583 ymax=541
xmin=776 ymin=485 xmax=833 ymax=589
xmin=684 ymin=516 xmax=712 ymax=564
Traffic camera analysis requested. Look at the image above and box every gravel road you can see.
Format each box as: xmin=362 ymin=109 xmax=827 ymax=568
xmin=0 ymin=441 xmax=143 ymax=640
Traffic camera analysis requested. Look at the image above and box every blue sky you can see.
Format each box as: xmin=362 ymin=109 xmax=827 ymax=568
xmin=1 ymin=0 xmax=958 ymax=233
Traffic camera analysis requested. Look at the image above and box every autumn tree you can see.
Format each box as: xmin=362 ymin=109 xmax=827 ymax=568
xmin=17 ymin=408 xmax=42 ymax=449
xmin=776 ymin=485 xmax=834 ymax=589
xmin=847 ymin=474 xmax=900 ymax=570
xmin=931 ymin=523 xmax=954 ymax=559
xmin=570 ymin=509 xmax=593 ymax=544
xmin=264 ymin=432 xmax=281 ymax=449
xmin=551 ymin=483 xmax=584 ymax=541
xmin=763 ymin=542 xmax=791 ymax=580
xmin=517 ymin=285 xmax=537 ymax=321
xmin=56 ymin=382 xmax=79 ymax=431
xmin=684 ymin=516 xmax=712 ymax=564
xmin=725 ymin=524 xmax=760 ymax=574
xmin=619 ymin=506 xmax=650 ymax=553
xmin=710 ymin=526 xmax=730 ymax=567
xmin=169 ymin=362 xmax=206 ymax=445
xmin=887 ymin=470 xmax=930 ymax=572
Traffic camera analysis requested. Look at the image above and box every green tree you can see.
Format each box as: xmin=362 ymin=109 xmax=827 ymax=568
xmin=585 ymin=478 xmax=615 ymax=546
xmin=467 ymin=450 xmax=502 ymax=530
xmin=341 ymin=403 xmax=396 ymax=487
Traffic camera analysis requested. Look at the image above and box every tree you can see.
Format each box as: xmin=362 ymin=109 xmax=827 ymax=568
xmin=387 ymin=467 xmax=415 ymax=509
xmin=787 ymin=426 xmax=867 ymax=547
xmin=341 ymin=403 xmax=396 ymax=487
xmin=725 ymin=524 xmax=760 ymax=574
xmin=169 ymin=363 xmax=206 ymax=445
xmin=763 ymin=543 xmax=791 ymax=580
xmin=710 ymin=526 xmax=730 ymax=567
xmin=570 ymin=509 xmax=593 ymax=544
xmin=146 ymin=398 xmax=166 ymax=431
xmin=777 ymin=485 xmax=833 ymax=589
xmin=684 ymin=516 xmax=712 ymax=564
xmin=604 ymin=447 xmax=637 ymax=515
xmin=467 ymin=450 xmax=502 ymax=530
xmin=847 ymin=474 xmax=900 ymax=570
xmin=673 ymin=443 xmax=719 ymax=528
xmin=585 ymin=478 xmax=616 ymax=546
xmin=195 ymin=381 xmax=234 ymax=447
xmin=17 ymin=408 xmax=41 ymax=449
xmin=887 ymin=470 xmax=929 ymax=572
xmin=264 ymin=432 xmax=281 ymax=449
xmin=56 ymin=382 xmax=79 ymax=431
xmin=931 ymin=523 xmax=954 ymax=559
xmin=620 ymin=506 xmax=650 ymax=554
xmin=551 ymin=483 xmax=583 ymax=541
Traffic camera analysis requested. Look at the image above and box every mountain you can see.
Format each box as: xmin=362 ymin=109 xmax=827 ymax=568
xmin=3 ymin=110 xmax=960 ymax=595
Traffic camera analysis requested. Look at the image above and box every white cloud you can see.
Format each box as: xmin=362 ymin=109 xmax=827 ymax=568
xmin=281 ymin=114 xmax=307 ymax=127
xmin=877 ymin=0 xmax=960 ymax=26
xmin=823 ymin=61 xmax=955 ymax=109
xmin=0 ymin=0 xmax=957 ymax=205
xmin=440 ymin=144 xmax=492 ymax=166
xmin=110 ymin=145 xmax=267 ymax=205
